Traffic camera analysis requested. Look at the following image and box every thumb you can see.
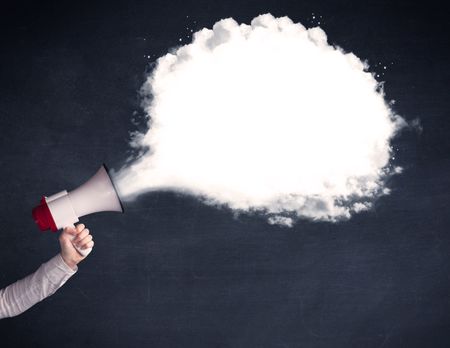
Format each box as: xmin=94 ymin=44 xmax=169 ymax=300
xmin=60 ymin=225 xmax=77 ymax=243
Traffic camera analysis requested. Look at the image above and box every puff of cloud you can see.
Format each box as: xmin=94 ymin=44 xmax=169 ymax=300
xmin=113 ymin=14 xmax=405 ymax=226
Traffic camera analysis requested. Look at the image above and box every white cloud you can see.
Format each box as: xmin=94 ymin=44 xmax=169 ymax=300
xmin=113 ymin=14 xmax=405 ymax=226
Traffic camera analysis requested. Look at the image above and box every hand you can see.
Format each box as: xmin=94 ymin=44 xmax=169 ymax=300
xmin=59 ymin=223 xmax=94 ymax=270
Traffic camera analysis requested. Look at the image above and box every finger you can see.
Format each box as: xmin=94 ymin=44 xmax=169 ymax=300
xmin=63 ymin=226 xmax=77 ymax=235
xmin=77 ymin=234 xmax=93 ymax=248
xmin=75 ymin=244 xmax=92 ymax=257
xmin=60 ymin=226 xmax=76 ymax=243
xmin=82 ymin=240 xmax=94 ymax=250
xmin=75 ymin=223 xmax=85 ymax=234
xmin=73 ymin=228 xmax=89 ymax=244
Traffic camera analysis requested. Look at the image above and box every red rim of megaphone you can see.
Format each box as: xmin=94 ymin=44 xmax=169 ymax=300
xmin=32 ymin=197 xmax=58 ymax=232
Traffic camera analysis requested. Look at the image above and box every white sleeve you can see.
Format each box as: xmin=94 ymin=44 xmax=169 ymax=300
xmin=0 ymin=254 xmax=77 ymax=319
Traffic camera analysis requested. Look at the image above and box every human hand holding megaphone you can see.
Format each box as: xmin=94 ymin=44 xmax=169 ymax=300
xmin=59 ymin=224 xmax=94 ymax=268
xmin=32 ymin=164 xmax=124 ymax=251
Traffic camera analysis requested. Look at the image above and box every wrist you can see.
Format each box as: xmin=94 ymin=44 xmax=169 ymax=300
xmin=60 ymin=253 xmax=78 ymax=271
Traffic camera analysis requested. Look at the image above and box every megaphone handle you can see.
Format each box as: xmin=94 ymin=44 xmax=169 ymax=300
xmin=67 ymin=225 xmax=93 ymax=257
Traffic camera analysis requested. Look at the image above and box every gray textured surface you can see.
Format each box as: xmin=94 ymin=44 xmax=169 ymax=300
xmin=0 ymin=0 xmax=449 ymax=347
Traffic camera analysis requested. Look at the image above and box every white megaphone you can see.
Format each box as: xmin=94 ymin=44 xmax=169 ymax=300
xmin=32 ymin=164 xmax=124 ymax=255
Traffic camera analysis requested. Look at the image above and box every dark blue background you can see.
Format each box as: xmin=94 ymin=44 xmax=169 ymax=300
xmin=0 ymin=0 xmax=449 ymax=347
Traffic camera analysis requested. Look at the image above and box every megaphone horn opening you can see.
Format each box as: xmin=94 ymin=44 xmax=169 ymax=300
xmin=102 ymin=163 xmax=125 ymax=214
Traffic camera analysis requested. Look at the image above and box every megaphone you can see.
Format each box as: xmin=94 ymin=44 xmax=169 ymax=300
xmin=32 ymin=164 xmax=124 ymax=255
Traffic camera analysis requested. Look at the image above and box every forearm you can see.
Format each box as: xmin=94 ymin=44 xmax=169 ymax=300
xmin=0 ymin=254 xmax=77 ymax=319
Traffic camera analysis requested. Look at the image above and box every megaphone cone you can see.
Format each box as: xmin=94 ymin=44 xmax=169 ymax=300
xmin=32 ymin=164 xmax=124 ymax=232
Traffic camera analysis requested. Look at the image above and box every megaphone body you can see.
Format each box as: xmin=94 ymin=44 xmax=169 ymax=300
xmin=32 ymin=164 xmax=124 ymax=255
